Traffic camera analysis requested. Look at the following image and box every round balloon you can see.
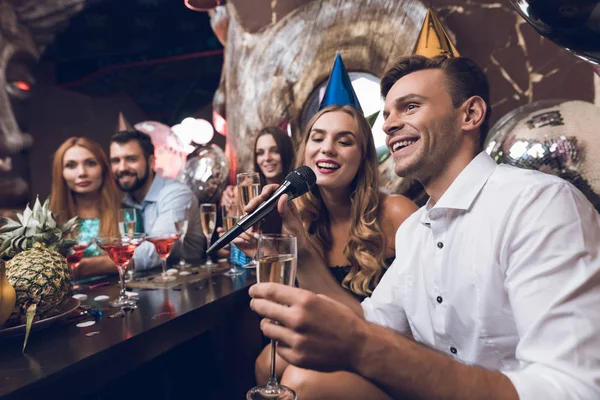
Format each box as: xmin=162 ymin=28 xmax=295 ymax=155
xmin=184 ymin=0 xmax=225 ymax=11
xmin=134 ymin=121 xmax=187 ymax=179
xmin=178 ymin=144 xmax=229 ymax=203
xmin=485 ymin=99 xmax=600 ymax=211
xmin=510 ymin=0 xmax=600 ymax=65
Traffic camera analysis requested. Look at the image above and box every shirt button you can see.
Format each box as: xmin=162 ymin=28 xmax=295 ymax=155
xmin=450 ymin=347 xmax=457 ymax=354
xmin=436 ymin=296 xmax=443 ymax=304
xmin=437 ymin=241 xmax=444 ymax=249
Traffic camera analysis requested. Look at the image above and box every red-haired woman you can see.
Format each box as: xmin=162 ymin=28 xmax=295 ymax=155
xmin=50 ymin=137 xmax=121 ymax=278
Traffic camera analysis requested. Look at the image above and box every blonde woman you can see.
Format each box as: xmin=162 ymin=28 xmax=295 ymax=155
xmin=240 ymin=104 xmax=418 ymax=399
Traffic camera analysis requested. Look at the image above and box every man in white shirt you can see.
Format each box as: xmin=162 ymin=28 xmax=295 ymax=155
xmin=246 ymin=55 xmax=600 ymax=399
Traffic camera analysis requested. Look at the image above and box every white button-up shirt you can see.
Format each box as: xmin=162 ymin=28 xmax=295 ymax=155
xmin=362 ymin=152 xmax=600 ymax=399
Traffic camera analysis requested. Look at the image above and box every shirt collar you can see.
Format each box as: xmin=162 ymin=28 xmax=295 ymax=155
xmin=122 ymin=174 xmax=165 ymax=208
xmin=420 ymin=152 xmax=498 ymax=223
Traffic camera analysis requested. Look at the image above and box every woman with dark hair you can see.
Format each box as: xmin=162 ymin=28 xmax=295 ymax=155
xmin=220 ymin=126 xmax=295 ymax=234
xmin=50 ymin=137 xmax=120 ymax=278
xmin=254 ymin=126 xmax=296 ymax=187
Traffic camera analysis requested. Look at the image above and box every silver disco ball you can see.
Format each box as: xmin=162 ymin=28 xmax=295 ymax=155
xmin=510 ymin=0 xmax=600 ymax=65
xmin=485 ymin=99 xmax=600 ymax=210
xmin=178 ymin=144 xmax=229 ymax=203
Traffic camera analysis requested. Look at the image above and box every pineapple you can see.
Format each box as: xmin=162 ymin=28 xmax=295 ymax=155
xmin=0 ymin=196 xmax=78 ymax=326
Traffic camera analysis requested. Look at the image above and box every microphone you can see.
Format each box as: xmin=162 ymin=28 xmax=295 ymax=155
xmin=206 ymin=166 xmax=317 ymax=256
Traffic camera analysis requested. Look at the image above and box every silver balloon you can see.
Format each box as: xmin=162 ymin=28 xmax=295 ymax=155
xmin=511 ymin=0 xmax=600 ymax=65
xmin=178 ymin=144 xmax=229 ymax=203
xmin=485 ymin=99 xmax=600 ymax=211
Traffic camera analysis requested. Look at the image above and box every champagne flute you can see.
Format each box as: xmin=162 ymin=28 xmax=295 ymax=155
xmin=223 ymin=203 xmax=244 ymax=276
xmin=237 ymin=172 xmax=261 ymax=211
xmin=174 ymin=207 xmax=190 ymax=269
xmin=247 ymin=234 xmax=297 ymax=400
xmin=119 ymin=208 xmax=137 ymax=237
xmin=237 ymin=172 xmax=261 ymax=268
xmin=147 ymin=228 xmax=181 ymax=282
xmin=200 ymin=203 xmax=217 ymax=267
xmin=97 ymin=234 xmax=144 ymax=308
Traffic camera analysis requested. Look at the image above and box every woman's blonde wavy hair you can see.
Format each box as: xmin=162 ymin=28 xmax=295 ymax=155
xmin=295 ymin=104 xmax=386 ymax=297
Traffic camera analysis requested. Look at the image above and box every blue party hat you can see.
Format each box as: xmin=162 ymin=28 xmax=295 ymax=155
xmin=318 ymin=53 xmax=363 ymax=112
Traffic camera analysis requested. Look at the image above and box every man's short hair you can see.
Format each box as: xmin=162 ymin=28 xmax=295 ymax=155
xmin=380 ymin=55 xmax=492 ymax=148
xmin=110 ymin=130 xmax=155 ymax=159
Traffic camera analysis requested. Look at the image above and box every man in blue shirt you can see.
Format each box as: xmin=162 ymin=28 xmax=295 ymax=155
xmin=109 ymin=130 xmax=205 ymax=270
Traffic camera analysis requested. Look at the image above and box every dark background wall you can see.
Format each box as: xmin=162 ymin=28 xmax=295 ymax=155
xmin=24 ymin=0 xmax=597 ymax=200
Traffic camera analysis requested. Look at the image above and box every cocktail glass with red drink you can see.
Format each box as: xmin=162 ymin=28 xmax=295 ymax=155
xmin=97 ymin=234 xmax=144 ymax=308
xmin=147 ymin=232 xmax=181 ymax=282
xmin=66 ymin=241 xmax=90 ymax=285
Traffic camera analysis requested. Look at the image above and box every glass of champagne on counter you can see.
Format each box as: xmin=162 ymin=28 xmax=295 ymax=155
xmin=200 ymin=203 xmax=217 ymax=267
xmin=174 ymin=207 xmax=190 ymax=268
xmin=236 ymin=172 xmax=261 ymax=268
xmin=247 ymin=234 xmax=297 ymax=400
xmin=119 ymin=208 xmax=137 ymax=237
xmin=222 ymin=203 xmax=244 ymax=276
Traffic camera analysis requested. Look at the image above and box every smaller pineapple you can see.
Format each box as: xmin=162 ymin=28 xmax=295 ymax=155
xmin=0 ymin=196 xmax=78 ymax=326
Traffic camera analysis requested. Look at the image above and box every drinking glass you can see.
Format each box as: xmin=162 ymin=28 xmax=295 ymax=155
xmin=174 ymin=207 xmax=191 ymax=269
xmin=200 ymin=203 xmax=217 ymax=267
xmin=247 ymin=234 xmax=297 ymax=400
xmin=65 ymin=223 xmax=90 ymax=287
xmin=119 ymin=208 xmax=137 ymax=237
xmin=97 ymin=234 xmax=144 ymax=308
xmin=237 ymin=172 xmax=261 ymax=268
xmin=66 ymin=240 xmax=90 ymax=287
xmin=147 ymin=230 xmax=181 ymax=282
xmin=237 ymin=172 xmax=261 ymax=211
xmin=222 ymin=203 xmax=244 ymax=276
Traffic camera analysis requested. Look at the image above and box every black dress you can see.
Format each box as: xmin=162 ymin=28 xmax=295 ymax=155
xmin=329 ymin=258 xmax=394 ymax=301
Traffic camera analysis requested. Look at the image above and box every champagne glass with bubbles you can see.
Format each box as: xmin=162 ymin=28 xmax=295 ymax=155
xmin=200 ymin=203 xmax=217 ymax=267
xmin=237 ymin=172 xmax=261 ymax=268
xmin=222 ymin=203 xmax=244 ymax=276
xmin=247 ymin=234 xmax=297 ymax=400
xmin=119 ymin=208 xmax=137 ymax=237
xmin=174 ymin=207 xmax=190 ymax=268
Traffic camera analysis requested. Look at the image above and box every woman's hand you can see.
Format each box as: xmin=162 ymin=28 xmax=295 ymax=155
xmin=220 ymin=185 xmax=236 ymax=210
xmin=243 ymin=184 xmax=309 ymax=250
xmin=230 ymin=229 xmax=258 ymax=259
xmin=215 ymin=227 xmax=231 ymax=259
xmin=221 ymin=225 xmax=258 ymax=259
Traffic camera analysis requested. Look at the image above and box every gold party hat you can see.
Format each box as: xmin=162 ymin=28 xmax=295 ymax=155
xmin=117 ymin=112 xmax=133 ymax=131
xmin=413 ymin=9 xmax=460 ymax=58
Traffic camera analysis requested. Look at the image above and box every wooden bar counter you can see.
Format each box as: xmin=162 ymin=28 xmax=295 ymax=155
xmin=0 ymin=267 xmax=263 ymax=400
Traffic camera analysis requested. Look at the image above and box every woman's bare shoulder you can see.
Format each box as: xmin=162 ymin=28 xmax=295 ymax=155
xmin=380 ymin=193 xmax=419 ymax=230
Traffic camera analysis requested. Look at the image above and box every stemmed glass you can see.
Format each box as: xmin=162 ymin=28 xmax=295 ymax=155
xmin=66 ymin=240 xmax=90 ymax=289
xmin=96 ymin=233 xmax=144 ymax=308
xmin=147 ymin=228 xmax=181 ymax=282
xmin=237 ymin=172 xmax=261 ymax=269
xmin=174 ymin=207 xmax=190 ymax=269
xmin=65 ymin=223 xmax=90 ymax=287
xmin=247 ymin=234 xmax=298 ymax=400
xmin=119 ymin=208 xmax=137 ymax=237
xmin=200 ymin=203 xmax=217 ymax=267
xmin=222 ymin=203 xmax=244 ymax=276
